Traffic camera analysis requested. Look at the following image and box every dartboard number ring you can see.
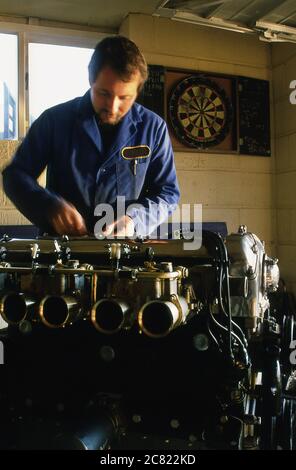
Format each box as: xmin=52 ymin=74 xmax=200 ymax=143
xmin=169 ymin=76 xmax=232 ymax=149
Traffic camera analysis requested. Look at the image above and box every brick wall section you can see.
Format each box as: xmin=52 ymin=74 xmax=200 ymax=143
xmin=0 ymin=140 xmax=46 ymax=226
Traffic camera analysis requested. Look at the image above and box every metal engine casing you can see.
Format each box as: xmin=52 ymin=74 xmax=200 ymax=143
xmin=226 ymin=225 xmax=279 ymax=328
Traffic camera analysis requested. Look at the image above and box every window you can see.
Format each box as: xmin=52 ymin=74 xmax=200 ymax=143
xmin=0 ymin=33 xmax=18 ymax=139
xmin=28 ymin=43 xmax=93 ymax=123
xmin=0 ymin=23 xmax=105 ymax=140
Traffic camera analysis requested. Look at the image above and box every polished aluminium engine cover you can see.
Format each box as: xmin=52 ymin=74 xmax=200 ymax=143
xmin=226 ymin=225 xmax=279 ymax=328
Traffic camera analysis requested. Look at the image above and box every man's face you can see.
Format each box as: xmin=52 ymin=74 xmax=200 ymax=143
xmin=90 ymin=66 xmax=141 ymax=125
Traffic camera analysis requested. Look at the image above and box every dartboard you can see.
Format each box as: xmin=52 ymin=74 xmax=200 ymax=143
xmin=169 ymin=76 xmax=232 ymax=149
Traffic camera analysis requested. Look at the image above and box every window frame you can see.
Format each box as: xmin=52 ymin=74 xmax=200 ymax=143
xmin=0 ymin=20 xmax=108 ymax=139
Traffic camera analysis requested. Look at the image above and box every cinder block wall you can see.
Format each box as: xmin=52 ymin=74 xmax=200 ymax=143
xmin=272 ymin=43 xmax=296 ymax=292
xmin=0 ymin=140 xmax=30 ymax=225
xmin=0 ymin=140 xmax=46 ymax=226
xmin=120 ymin=14 xmax=276 ymax=255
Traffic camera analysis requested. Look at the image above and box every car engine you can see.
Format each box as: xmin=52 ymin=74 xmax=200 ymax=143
xmin=0 ymin=226 xmax=294 ymax=450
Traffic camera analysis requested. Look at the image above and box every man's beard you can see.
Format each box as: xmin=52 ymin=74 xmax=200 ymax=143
xmin=97 ymin=109 xmax=122 ymax=126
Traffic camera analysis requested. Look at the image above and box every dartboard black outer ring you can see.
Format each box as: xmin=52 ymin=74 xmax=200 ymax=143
xmin=169 ymin=75 xmax=233 ymax=149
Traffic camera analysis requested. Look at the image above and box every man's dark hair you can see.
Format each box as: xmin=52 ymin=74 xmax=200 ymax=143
xmin=88 ymin=36 xmax=148 ymax=91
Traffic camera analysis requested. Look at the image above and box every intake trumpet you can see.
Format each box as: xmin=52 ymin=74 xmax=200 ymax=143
xmin=39 ymin=295 xmax=81 ymax=328
xmin=138 ymin=294 xmax=189 ymax=338
xmin=91 ymin=298 xmax=131 ymax=334
xmin=0 ymin=292 xmax=36 ymax=325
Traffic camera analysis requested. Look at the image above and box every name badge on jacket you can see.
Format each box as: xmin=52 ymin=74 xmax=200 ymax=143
xmin=121 ymin=145 xmax=151 ymax=176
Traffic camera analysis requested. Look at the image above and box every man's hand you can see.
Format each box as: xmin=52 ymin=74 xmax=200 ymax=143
xmin=103 ymin=215 xmax=135 ymax=238
xmin=50 ymin=199 xmax=87 ymax=236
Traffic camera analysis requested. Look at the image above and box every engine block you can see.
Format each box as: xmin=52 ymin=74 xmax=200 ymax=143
xmin=0 ymin=227 xmax=292 ymax=451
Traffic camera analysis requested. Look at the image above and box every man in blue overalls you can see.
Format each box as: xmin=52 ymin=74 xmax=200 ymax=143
xmin=2 ymin=36 xmax=180 ymax=238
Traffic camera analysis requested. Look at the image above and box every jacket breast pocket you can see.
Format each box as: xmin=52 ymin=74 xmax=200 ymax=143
xmin=116 ymin=159 xmax=149 ymax=200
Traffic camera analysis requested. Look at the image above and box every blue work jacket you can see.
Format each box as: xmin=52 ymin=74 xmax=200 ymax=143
xmin=2 ymin=90 xmax=180 ymax=236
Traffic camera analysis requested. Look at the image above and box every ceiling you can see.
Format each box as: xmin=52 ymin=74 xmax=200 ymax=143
xmin=0 ymin=0 xmax=296 ymax=42
xmin=0 ymin=0 xmax=160 ymax=31
xmin=157 ymin=0 xmax=296 ymax=43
